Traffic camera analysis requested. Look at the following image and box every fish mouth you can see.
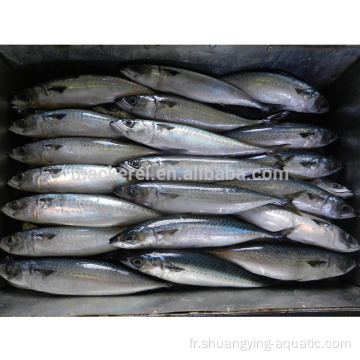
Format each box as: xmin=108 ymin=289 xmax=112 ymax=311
xmin=11 ymin=98 xmax=28 ymax=111
xmin=1 ymin=204 xmax=15 ymax=218
xmin=7 ymin=178 xmax=21 ymax=190
xmin=8 ymin=150 xmax=23 ymax=162
xmin=8 ymin=124 xmax=24 ymax=135
xmin=110 ymin=120 xmax=128 ymax=135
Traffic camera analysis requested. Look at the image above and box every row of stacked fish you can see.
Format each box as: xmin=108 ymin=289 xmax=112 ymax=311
xmin=0 ymin=64 xmax=358 ymax=296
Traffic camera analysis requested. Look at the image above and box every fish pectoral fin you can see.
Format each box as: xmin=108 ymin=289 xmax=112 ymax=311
xmin=43 ymin=168 xmax=63 ymax=175
xmin=31 ymin=267 xmax=55 ymax=277
xmin=283 ymin=202 xmax=303 ymax=216
xmin=299 ymin=161 xmax=317 ymax=168
xmin=264 ymin=103 xmax=287 ymax=114
xmin=162 ymin=68 xmax=181 ymax=77
xmin=157 ymin=229 xmax=179 ymax=237
xmin=275 ymin=225 xmax=301 ymax=239
xmin=311 ymin=218 xmax=331 ymax=227
xmin=52 ymin=114 xmax=67 ymax=120
xmin=160 ymin=192 xmax=180 ymax=200
xmin=156 ymin=124 xmax=176 ymax=131
xmin=44 ymin=144 xmax=63 ymax=150
xmin=163 ymin=160 xmax=180 ymax=166
xmin=38 ymin=197 xmax=55 ymax=206
xmin=41 ymin=233 xmax=57 ymax=240
xmin=307 ymin=260 xmax=327 ymax=268
xmin=159 ymin=100 xmax=178 ymax=108
xmin=263 ymin=111 xmax=290 ymax=122
xmin=164 ymin=264 xmax=185 ymax=272
xmin=284 ymin=190 xmax=308 ymax=201
xmin=299 ymin=132 xmax=316 ymax=138
xmin=49 ymin=86 xmax=67 ymax=93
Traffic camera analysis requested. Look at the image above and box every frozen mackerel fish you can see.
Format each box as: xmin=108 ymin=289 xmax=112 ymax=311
xmin=110 ymin=119 xmax=269 ymax=157
xmin=11 ymin=74 xmax=154 ymax=111
xmin=113 ymin=250 xmax=277 ymax=288
xmin=120 ymin=64 xmax=266 ymax=110
xmin=9 ymin=137 xmax=159 ymax=166
xmin=1 ymin=194 xmax=160 ymax=227
xmin=238 ymin=204 xmax=360 ymax=252
xmin=209 ymin=243 xmax=356 ymax=281
xmin=0 ymin=227 xmax=123 ymax=256
xmin=9 ymin=109 xmax=124 ymax=139
xmin=8 ymin=164 xmax=136 ymax=194
xmin=109 ymin=214 xmax=291 ymax=249
xmin=0 ymin=258 xmax=170 ymax=296
xmin=117 ymin=94 xmax=287 ymax=132
xmin=114 ymin=182 xmax=287 ymax=214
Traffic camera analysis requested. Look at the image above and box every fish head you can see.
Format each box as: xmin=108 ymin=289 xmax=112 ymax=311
xmin=315 ymin=179 xmax=354 ymax=198
xmin=0 ymin=261 xmax=23 ymax=282
xmin=110 ymin=226 xmax=154 ymax=249
xmin=114 ymin=184 xmax=153 ymax=206
xmin=298 ymin=88 xmax=329 ymax=113
xmin=11 ymin=86 xmax=44 ymax=110
xmin=118 ymin=157 xmax=152 ymax=177
xmin=110 ymin=119 xmax=154 ymax=144
xmin=318 ymin=156 xmax=343 ymax=177
xmin=8 ymin=114 xmax=43 ymax=136
xmin=324 ymin=197 xmax=356 ymax=219
xmin=7 ymin=170 xmax=39 ymax=191
xmin=0 ymin=232 xmax=26 ymax=254
xmin=319 ymin=128 xmax=338 ymax=146
xmin=117 ymin=94 xmax=157 ymax=117
xmin=8 ymin=142 xmax=43 ymax=164
xmin=336 ymin=229 xmax=360 ymax=252
xmin=1 ymin=197 xmax=35 ymax=221
xmin=120 ymin=64 xmax=160 ymax=88
xmin=331 ymin=254 xmax=357 ymax=275
xmin=120 ymin=251 xmax=164 ymax=276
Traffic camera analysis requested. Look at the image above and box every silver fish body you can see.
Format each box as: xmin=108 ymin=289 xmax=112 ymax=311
xmin=217 ymin=179 xmax=356 ymax=219
xmin=114 ymin=182 xmax=286 ymax=214
xmin=221 ymin=72 xmax=329 ymax=113
xmin=0 ymin=227 xmax=122 ymax=256
xmin=9 ymin=137 xmax=159 ymax=166
xmin=310 ymin=178 xmax=354 ymax=198
xmin=11 ymin=75 xmax=154 ymax=111
xmin=9 ymin=109 xmax=123 ymax=139
xmin=225 ymin=123 xmax=337 ymax=148
xmin=0 ymin=258 xmax=169 ymax=295
xmin=120 ymin=64 xmax=265 ymax=109
xmin=116 ymin=250 xmax=277 ymax=287
xmin=8 ymin=165 xmax=135 ymax=194
xmin=117 ymin=94 xmax=278 ymax=132
xmin=118 ymin=156 xmax=280 ymax=183
xmin=110 ymin=214 xmax=284 ymax=249
xmin=238 ymin=204 xmax=360 ymax=252
xmin=249 ymin=151 xmax=343 ymax=179
xmin=110 ymin=119 xmax=267 ymax=157
xmin=1 ymin=194 xmax=160 ymax=227
xmin=209 ymin=243 xmax=357 ymax=281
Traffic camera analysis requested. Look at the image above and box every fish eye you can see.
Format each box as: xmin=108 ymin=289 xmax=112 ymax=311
xmin=131 ymin=258 xmax=143 ymax=268
xmin=124 ymin=234 xmax=135 ymax=242
xmin=124 ymin=119 xmax=134 ymax=127
xmin=344 ymin=258 xmax=353 ymax=268
xmin=332 ymin=183 xmax=341 ymax=189
xmin=15 ymin=173 xmax=24 ymax=181
xmin=347 ymin=234 xmax=356 ymax=244
xmin=127 ymin=96 xmax=138 ymax=106
xmin=5 ymin=236 xmax=14 ymax=246
xmin=17 ymin=92 xmax=29 ymax=102
xmin=128 ymin=186 xmax=138 ymax=197
xmin=17 ymin=147 xmax=26 ymax=155
xmin=342 ymin=205 xmax=349 ymax=212
xmin=17 ymin=119 xmax=26 ymax=127
xmin=9 ymin=200 xmax=20 ymax=210
xmin=5 ymin=264 xmax=13 ymax=275
xmin=130 ymin=160 xmax=141 ymax=169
